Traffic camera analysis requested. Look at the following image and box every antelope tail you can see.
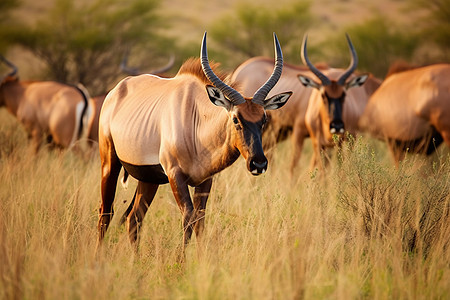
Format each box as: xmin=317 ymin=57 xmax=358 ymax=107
xmin=69 ymin=83 xmax=93 ymax=148
xmin=121 ymin=170 xmax=129 ymax=189
xmin=75 ymin=83 xmax=93 ymax=140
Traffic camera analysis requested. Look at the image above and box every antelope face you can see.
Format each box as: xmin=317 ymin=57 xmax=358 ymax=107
xmin=320 ymin=83 xmax=347 ymax=137
xmin=206 ymin=86 xmax=291 ymax=175
xmin=201 ymin=31 xmax=291 ymax=175
xmin=231 ymin=101 xmax=268 ymax=175
xmin=298 ymin=33 xmax=368 ymax=139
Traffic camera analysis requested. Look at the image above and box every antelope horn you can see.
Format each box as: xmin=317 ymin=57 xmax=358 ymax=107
xmin=252 ymin=33 xmax=284 ymax=105
xmin=301 ymin=35 xmax=331 ymax=86
xmin=337 ymin=33 xmax=358 ymax=85
xmin=120 ymin=48 xmax=140 ymax=75
xmin=147 ymin=54 xmax=175 ymax=75
xmin=0 ymin=55 xmax=18 ymax=78
xmin=121 ymin=50 xmax=175 ymax=76
xmin=200 ymin=32 xmax=245 ymax=105
xmin=120 ymin=49 xmax=139 ymax=76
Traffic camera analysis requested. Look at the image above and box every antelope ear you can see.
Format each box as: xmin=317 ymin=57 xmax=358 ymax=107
xmin=298 ymin=75 xmax=320 ymax=89
xmin=263 ymin=92 xmax=292 ymax=110
xmin=346 ymin=74 xmax=368 ymax=89
xmin=206 ymin=85 xmax=232 ymax=111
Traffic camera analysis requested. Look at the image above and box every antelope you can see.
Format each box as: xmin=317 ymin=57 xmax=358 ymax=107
xmin=231 ymin=37 xmax=381 ymax=172
xmin=0 ymin=56 xmax=92 ymax=152
xmin=86 ymin=55 xmax=175 ymax=146
xmin=86 ymin=94 xmax=106 ymax=145
xmin=231 ymin=57 xmax=329 ymax=173
xmin=298 ymin=34 xmax=381 ymax=169
xmin=359 ymin=63 xmax=450 ymax=163
xmin=97 ymin=33 xmax=292 ymax=255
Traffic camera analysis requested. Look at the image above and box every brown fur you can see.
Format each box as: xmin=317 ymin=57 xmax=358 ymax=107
xmin=177 ymin=58 xmax=239 ymax=90
xmin=359 ymin=63 xmax=450 ymax=164
xmin=0 ymin=76 xmax=92 ymax=152
xmin=385 ymin=61 xmax=419 ymax=78
xmin=97 ymin=53 xmax=290 ymax=257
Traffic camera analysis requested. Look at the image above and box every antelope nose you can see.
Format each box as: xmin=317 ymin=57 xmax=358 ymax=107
xmin=250 ymin=159 xmax=268 ymax=176
xmin=330 ymin=120 xmax=345 ymax=134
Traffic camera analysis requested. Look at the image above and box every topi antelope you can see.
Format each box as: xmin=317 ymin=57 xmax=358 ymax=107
xmin=0 ymin=56 xmax=92 ymax=152
xmin=298 ymin=34 xmax=381 ymax=169
xmin=359 ymin=63 xmax=450 ymax=164
xmin=97 ymin=32 xmax=292 ymax=255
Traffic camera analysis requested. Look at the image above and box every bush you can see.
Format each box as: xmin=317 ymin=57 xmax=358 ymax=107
xmin=317 ymin=15 xmax=419 ymax=78
xmin=4 ymin=0 xmax=172 ymax=95
xmin=210 ymin=1 xmax=315 ymax=69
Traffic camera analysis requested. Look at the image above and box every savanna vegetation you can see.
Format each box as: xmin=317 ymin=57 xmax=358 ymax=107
xmin=1 ymin=0 xmax=449 ymax=299
xmin=1 ymin=108 xmax=449 ymax=299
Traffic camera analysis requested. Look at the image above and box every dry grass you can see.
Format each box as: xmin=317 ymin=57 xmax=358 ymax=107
xmin=0 ymin=109 xmax=449 ymax=299
xmin=2 ymin=1 xmax=447 ymax=298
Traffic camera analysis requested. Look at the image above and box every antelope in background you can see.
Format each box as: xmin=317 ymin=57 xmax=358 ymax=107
xmin=359 ymin=63 xmax=450 ymax=164
xmin=298 ymin=34 xmax=381 ymax=169
xmin=0 ymin=56 xmax=92 ymax=152
xmin=231 ymin=35 xmax=381 ymax=172
xmin=231 ymin=57 xmax=329 ymax=174
xmin=97 ymin=32 xmax=291 ymax=256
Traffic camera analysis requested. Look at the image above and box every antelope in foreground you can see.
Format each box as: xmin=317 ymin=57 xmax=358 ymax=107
xmin=359 ymin=63 xmax=450 ymax=164
xmin=298 ymin=34 xmax=381 ymax=169
xmin=97 ymin=33 xmax=292 ymax=255
xmin=86 ymin=54 xmax=177 ymax=145
xmin=0 ymin=56 xmax=92 ymax=152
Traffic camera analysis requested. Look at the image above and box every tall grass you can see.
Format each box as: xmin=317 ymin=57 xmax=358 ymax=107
xmin=0 ymin=109 xmax=449 ymax=299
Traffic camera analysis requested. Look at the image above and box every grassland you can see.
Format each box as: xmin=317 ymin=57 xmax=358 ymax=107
xmin=1 ymin=1 xmax=449 ymax=298
xmin=1 ymin=106 xmax=449 ymax=299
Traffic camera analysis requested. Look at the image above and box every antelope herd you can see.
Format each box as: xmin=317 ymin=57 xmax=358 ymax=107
xmin=1 ymin=31 xmax=449 ymax=255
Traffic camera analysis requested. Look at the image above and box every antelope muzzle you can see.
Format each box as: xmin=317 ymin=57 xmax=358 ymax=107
xmin=330 ymin=119 xmax=345 ymax=135
xmin=249 ymin=156 xmax=268 ymax=175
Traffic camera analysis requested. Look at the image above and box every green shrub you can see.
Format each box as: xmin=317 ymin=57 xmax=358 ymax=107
xmin=210 ymin=1 xmax=315 ymax=69
xmin=4 ymin=0 xmax=172 ymax=95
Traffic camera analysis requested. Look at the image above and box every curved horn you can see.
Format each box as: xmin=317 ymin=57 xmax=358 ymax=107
xmin=0 ymin=55 xmax=18 ymax=78
xmin=252 ymin=33 xmax=284 ymax=105
xmin=200 ymin=32 xmax=245 ymax=105
xmin=147 ymin=54 xmax=175 ymax=75
xmin=301 ymin=35 xmax=331 ymax=86
xmin=337 ymin=33 xmax=358 ymax=85
xmin=121 ymin=50 xmax=175 ymax=76
xmin=120 ymin=48 xmax=140 ymax=75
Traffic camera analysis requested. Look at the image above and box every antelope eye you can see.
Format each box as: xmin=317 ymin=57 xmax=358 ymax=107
xmin=232 ymin=117 xmax=239 ymax=124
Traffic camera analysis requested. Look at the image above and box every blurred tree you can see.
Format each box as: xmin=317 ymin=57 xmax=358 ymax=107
xmin=4 ymin=0 xmax=173 ymax=94
xmin=320 ymin=16 xmax=419 ymax=79
xmin=407 ymin=0 xmax=450 ymax=61
xmin=210 ymin=1 xmax=315 ymax=69
xmin=0 ymin=0 xmax=20 ymax=53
